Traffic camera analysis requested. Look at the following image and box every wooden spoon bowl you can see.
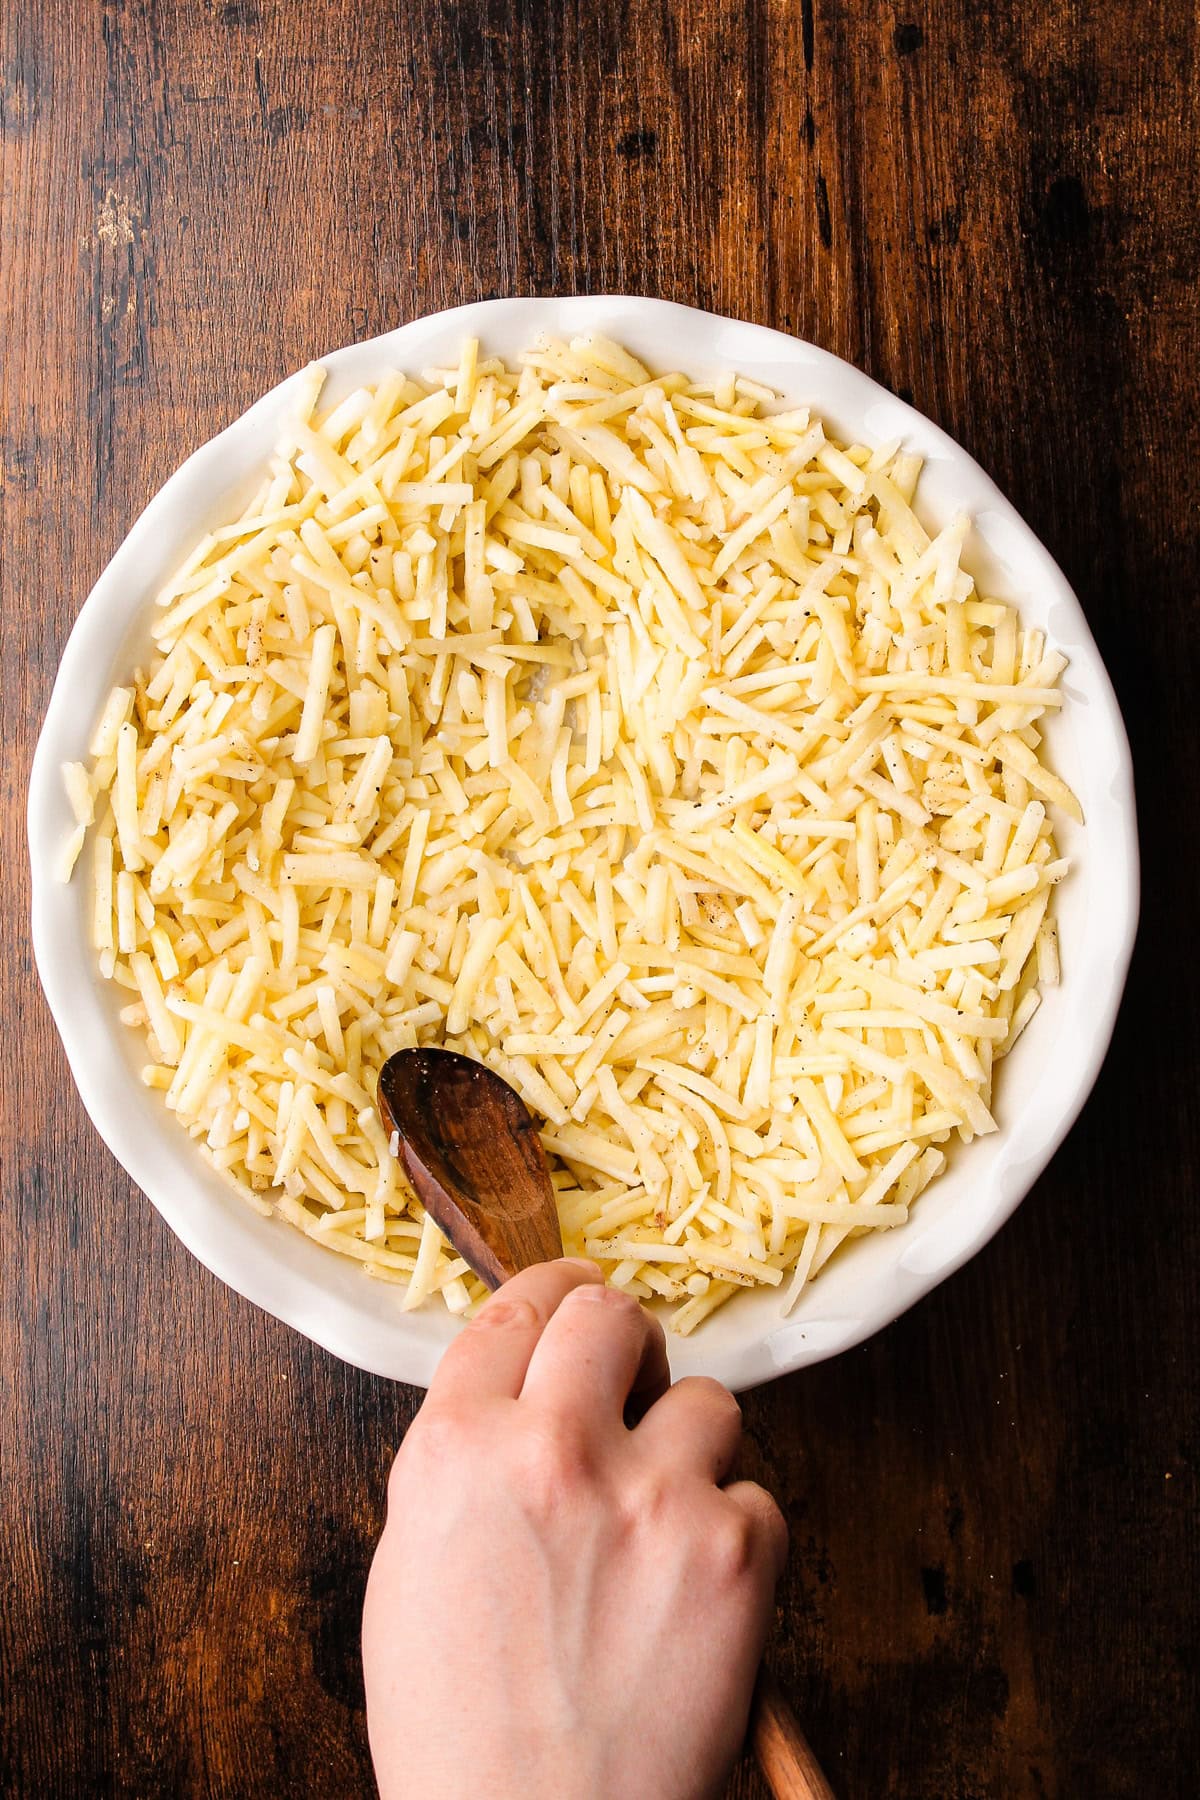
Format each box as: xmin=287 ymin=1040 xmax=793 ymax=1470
xmin=377 ymin=1047 xmax=564 ymax=1288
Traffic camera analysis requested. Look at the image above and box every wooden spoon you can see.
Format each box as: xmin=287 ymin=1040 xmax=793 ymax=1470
xmin=377 ymin=1046 xmax=565 ymax=1285
xmin=377 ymin=1046 xmax=836 ymax=1800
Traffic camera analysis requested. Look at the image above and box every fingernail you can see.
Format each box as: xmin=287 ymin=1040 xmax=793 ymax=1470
xmin=562 ymin=1256 xmax=602 ymax=1274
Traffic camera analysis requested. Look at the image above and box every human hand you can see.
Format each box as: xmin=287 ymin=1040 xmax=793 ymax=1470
xmin=362 ymin=1259 xmax=788 ymax=1800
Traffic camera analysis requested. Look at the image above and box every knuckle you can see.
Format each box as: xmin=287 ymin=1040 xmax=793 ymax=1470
xmin=470 ymin=1293 xmax=543 ymax=1335
xmin=562 ymin=1281 xmax=641 ymax=1323
xmin=682 ymin=1376 xmax=743 ymax=1427
xmin=396 ymin=1406 xmax=469 ymax=1482
xmin=515 ymin=1417 xmax=592 ymax=1520
xmin=630 ymin=1470 xmax=677 ymax=1532
xmin=394 ymin=1396 xmax=489 ymax=1497
xmin=731 ymin=1486 xmax=790 ymax=1575
xmin=708 ymin=1506 xmax=758 ymax=1585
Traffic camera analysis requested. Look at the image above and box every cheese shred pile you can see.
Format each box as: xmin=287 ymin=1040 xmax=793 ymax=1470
xmin=61 ymin=334 xmax=1078 ymax=1333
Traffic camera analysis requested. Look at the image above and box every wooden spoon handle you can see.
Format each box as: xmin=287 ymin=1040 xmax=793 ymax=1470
xmin=749 ymin=1666 xmax=836 ymax=1800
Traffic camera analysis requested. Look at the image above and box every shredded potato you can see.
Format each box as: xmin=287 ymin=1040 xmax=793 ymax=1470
xmin=62 ymin=334 xmax=1078 ymax=1332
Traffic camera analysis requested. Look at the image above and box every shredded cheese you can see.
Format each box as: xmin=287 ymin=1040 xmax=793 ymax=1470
xmin=61 ymin=334 xmax=1077 ymax=1332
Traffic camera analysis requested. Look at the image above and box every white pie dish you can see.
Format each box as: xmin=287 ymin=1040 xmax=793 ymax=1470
xmin=27 ymin=295 xmax=1138 ymax=1391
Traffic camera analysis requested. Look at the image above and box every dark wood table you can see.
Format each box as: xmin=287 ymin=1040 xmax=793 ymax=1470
xmin=3 ymin=3 xmax=1197 ymax=1795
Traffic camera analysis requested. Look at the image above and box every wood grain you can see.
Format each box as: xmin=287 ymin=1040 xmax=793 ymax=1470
xmin=2 ymin=1 xmax=1197 ymax=1795
xmin=378 ymin=1048 xmax=564 ymax=1286
xmin=750 ymin=1666 xmax=838 ymax=1800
